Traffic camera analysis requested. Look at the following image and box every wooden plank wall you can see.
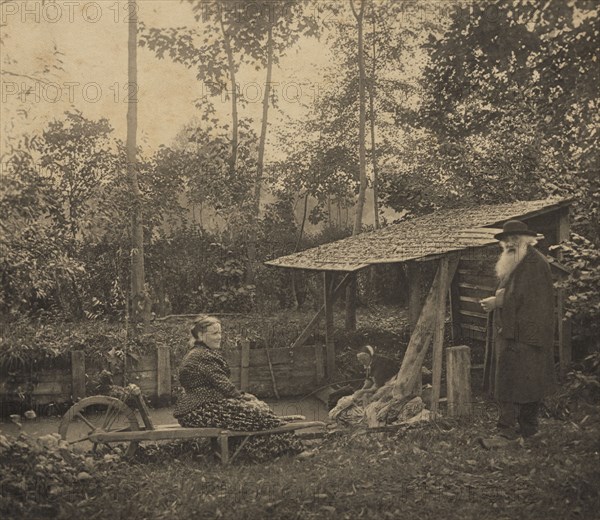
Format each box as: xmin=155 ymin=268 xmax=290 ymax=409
xmin=0 ymin=345 xmax=325 ymax=408
xmin=455 ymin=245 xmax=497 ymax=343
xmin=227 ymin=345 xmax=323 ymax=397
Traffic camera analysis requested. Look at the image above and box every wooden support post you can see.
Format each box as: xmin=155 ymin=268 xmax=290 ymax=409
xmin=446 ymin=346 xmax=472 ymax=417
xmin=449 ymin=272 xmax=462 ymax=343
xmin=71 ymin=351 xmax=86 ymax=402
xmin=407 ymin=261 xmax=424 ymax=394
xmin=407 ymin=261 xmax=422 ymax=332
xmin=156 ymin=345 xmax=171 ymax=407
xmin=392 ymin=255 xmax=459 ymax=401
xmin=219 ymin=435 xmax=229 ymax=464
xmin=290 ymin=273 xmax=351 ymax=350
xmin=315 ymin=343 xmax=325 ymax=382
xmin=240 ymin=340 xmax=250 ymax=392
xmin=431 ymin=256 xmax=451 ymax=416
xmin=557 ymin=206 xmax=570 ymax=244
xmin=345 ymin=273 xmax=357 ymax=331
xmin=324 ymin=271 xmax=336 ymax=381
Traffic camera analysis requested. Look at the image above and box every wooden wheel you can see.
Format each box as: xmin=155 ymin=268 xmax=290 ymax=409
xmin=59 ymin=396 xmax=140 ymax=457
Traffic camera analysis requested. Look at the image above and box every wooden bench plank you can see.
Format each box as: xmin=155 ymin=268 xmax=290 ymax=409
xmin=91 ymin=421 xmax=326 ymax=443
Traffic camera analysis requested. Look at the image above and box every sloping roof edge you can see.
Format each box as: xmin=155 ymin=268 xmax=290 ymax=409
xmin=265 ymin=197 xmax=572 ymax=272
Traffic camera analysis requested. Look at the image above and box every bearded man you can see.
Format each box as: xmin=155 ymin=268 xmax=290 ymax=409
xmin=481 ymin=220 xmax=557 ymax=443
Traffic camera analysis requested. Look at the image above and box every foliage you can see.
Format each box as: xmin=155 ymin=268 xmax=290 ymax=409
xmin=3 ymin=1 xmax=597 ymax=328
xmin=0 ymin=432 xmax=118 ymax=519
xmin=1 ymin=110 xmax=293 ymax=319
xmin=140 ymin=0 xmax=320 ymax=281
xmin=400 ymin=0 xmax=600 ymax=236
xmin=551 ymin=233 xmax=600 ymax=350
xmin=0 ymin=320 xmax=151 ymax=371
xmin=0 ymin=117 xmax=99 ymax=317
xmin=269 ymin=0 xmax=440 ymax=227
xmin=0 ymin=310 xmax=327 ymax=377
xmin=33 ymin=111 xmax=118 ymax=239
xmin=213 ymin=258 xmax=256 ymax=312
xmin=544 ymin=352 xmax=600 ymax=420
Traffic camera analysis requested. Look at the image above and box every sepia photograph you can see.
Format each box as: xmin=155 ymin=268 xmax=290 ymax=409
xmin=1 ymin=0 xmax=599 ymax=518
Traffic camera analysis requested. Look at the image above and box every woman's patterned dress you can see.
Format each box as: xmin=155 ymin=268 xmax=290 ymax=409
xmin=173 ymin=342 xmax=303 ymax=462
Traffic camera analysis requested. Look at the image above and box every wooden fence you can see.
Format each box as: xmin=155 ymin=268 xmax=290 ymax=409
xmin=0 ymin=343 xmax=326 ymax=411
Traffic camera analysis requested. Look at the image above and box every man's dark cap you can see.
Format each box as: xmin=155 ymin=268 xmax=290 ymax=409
xmin=494 ymin=220 xmax=537 ymax=241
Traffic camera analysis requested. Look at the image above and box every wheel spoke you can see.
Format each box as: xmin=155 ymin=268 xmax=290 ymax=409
xmin=101 ymin=405 xmax=120 ymax=431
xmin=76 ymin=412 xmax=96 ymax=430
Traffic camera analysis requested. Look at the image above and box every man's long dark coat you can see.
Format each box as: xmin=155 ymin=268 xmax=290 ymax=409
xmin=483 ymin=246 xmax=557 ymax=403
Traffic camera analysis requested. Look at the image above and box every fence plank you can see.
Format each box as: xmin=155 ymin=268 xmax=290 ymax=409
xmin=71 ymin=351 xmax=86 ymax=402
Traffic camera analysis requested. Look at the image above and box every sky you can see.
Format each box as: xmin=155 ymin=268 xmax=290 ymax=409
xmin=1 ymin=0 xmax=332 ymax=152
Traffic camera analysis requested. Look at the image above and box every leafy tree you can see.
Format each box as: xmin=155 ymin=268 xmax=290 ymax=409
xmin=0 ymin=131 xmax=90 ymax=317
xmin=408 ymin=0 xmax=599 ymax=238
xmin=349 ymin=0 xmax=368 ymax=236
xmin=31 ymin=111 xmax=117 ymax=240
xmin=141 ymin=0 xmax=319 ymax=285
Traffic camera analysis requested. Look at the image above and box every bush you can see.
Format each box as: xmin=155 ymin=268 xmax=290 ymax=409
xmin=0 ymin=432 xmax=116 ymax=518
xmin=552 ymin=234 xmax=600 ymax=356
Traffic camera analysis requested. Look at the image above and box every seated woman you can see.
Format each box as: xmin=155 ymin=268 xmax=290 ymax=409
xmin=329 ymin=345 xmax=398 ymax=425
xmin=173 ymin=315 xmax=303 ymax=462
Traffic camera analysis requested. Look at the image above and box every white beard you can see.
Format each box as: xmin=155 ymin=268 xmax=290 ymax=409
xmin=495 ymin=244 xmax=528 ymax=281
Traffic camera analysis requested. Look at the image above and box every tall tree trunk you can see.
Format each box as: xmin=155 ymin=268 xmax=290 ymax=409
xmin=291 ymin=191 xmax=310 ymax=309
xmin=351 ymin=0 xmax=368 ymax=235
xmin=346 ymin=0 xmax=367 ymax=331
xmin=127 ymin=0 xmax=149 ymax=323
xmin=369 ymin=2 xmax=380 ymax=230
xmin=295 ymin=192 xmax=309 ymax=252
xmin=246 ymin=22 xmax=274 ymax=283
xmin=219 ymin=9 xmax=238 ymax=174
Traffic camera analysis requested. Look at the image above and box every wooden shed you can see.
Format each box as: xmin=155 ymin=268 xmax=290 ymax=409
xmin=266 ymin=197 xmax=573 ymax=409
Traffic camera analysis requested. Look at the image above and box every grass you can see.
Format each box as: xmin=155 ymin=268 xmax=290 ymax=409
xmin=44 ymin=397 xmax=600 ymax=520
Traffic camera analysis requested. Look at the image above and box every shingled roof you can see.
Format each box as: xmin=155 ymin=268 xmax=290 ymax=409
xmin=265 ymin=197 xmax=571 ymax=272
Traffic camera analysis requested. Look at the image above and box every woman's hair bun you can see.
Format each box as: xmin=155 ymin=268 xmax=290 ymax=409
xmin=190 ymin=315 xmax=221 ymax=339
